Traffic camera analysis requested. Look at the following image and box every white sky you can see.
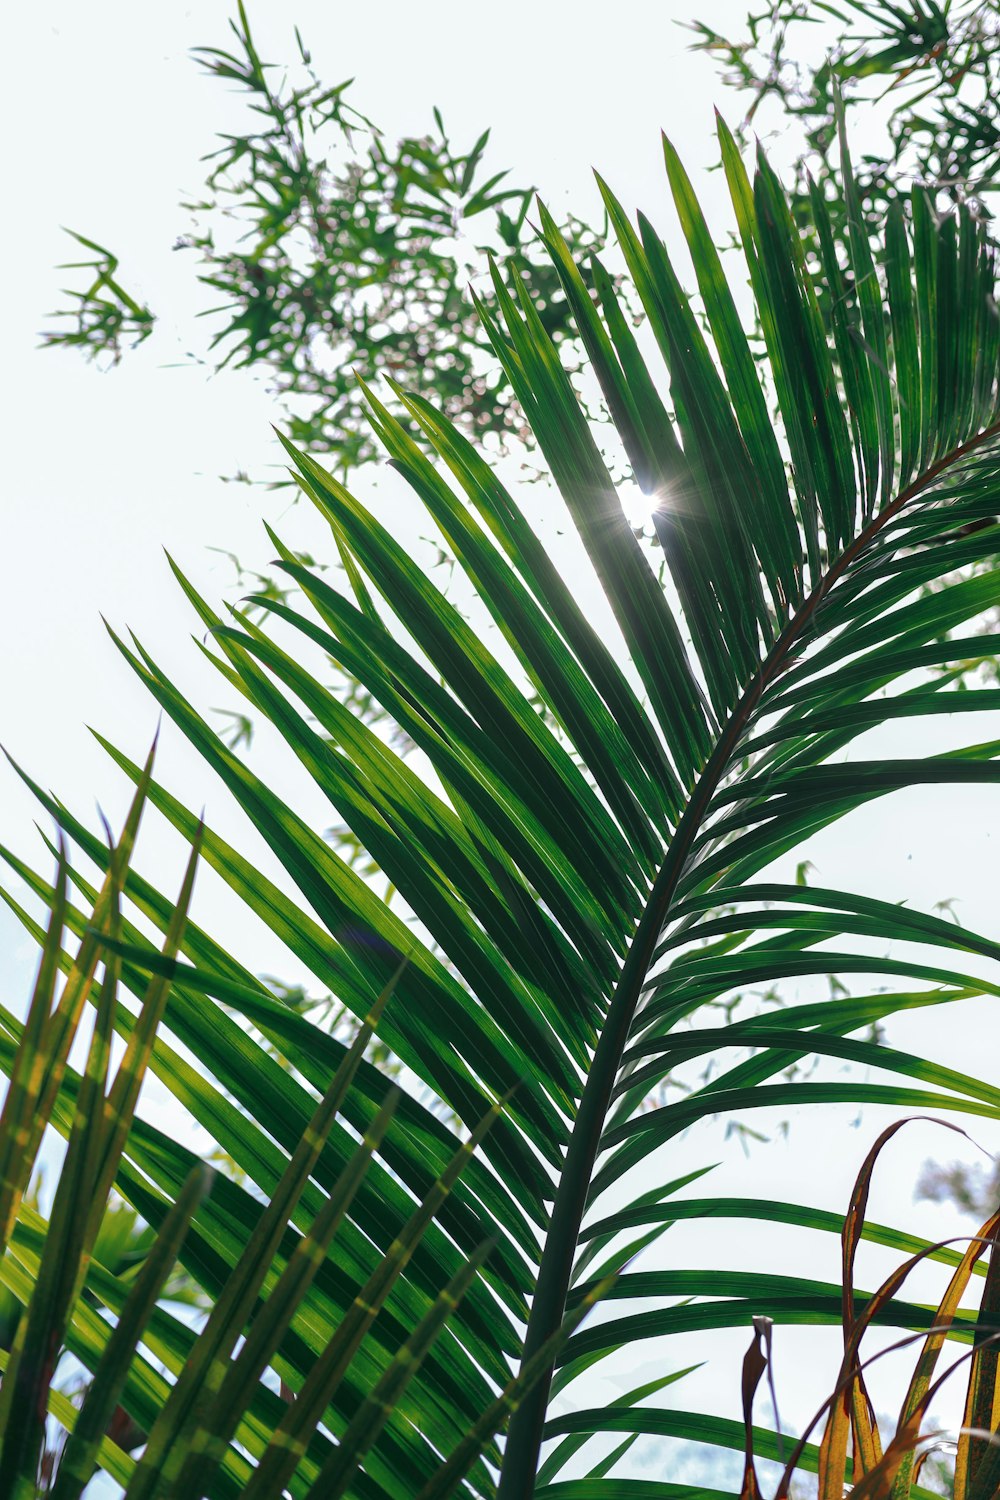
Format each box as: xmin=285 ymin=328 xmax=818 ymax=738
xmin=3 ymin=1 xmax=1000 ymax=1488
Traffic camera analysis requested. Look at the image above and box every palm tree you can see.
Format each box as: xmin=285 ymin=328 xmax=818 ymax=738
xmin=5 ymin=100 xmax=1000 ymax=1495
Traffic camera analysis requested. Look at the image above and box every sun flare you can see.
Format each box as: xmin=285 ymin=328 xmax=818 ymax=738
xmin=617 ymin=481 xmax=666 ymax=529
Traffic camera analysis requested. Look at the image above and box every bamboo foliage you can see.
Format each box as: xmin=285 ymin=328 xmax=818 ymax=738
xmin=5 ymin=103 xmax=1000 ymax=1494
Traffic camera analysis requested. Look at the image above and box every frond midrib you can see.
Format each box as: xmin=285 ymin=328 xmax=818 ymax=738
xmin=497 ymin=410 xmax=1000 ymax=1495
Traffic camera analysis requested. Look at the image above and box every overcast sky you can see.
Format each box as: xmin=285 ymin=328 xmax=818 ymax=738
xmin=4 ymin=2 xmax=1000 ymax=1485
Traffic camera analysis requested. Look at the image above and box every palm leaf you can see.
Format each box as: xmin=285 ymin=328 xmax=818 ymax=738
xmin=6 ymin=106 xmax=1000 ymax=1496
xmin=0 ymin=855 xmax=528 ymax=1497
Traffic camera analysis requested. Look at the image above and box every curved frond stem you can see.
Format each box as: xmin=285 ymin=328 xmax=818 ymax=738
xmin=498 ymin=411 xmax=1000 ymax=1494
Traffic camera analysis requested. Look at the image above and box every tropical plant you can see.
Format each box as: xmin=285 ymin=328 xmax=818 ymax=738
xmin=739 ymin=1120 xmax=1000 ymax=1499
xmin=0 ymin=778 xmax=590 ymax=1496
xmin=0 ymin=1178 xmax=202 ymax=1489
xmin=693 ymin=0 xmax=1000 ymax=1223
xmin=7 ymin=81 xmax=1000 ymax=1496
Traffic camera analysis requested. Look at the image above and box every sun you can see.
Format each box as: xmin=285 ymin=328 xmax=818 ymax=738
xmin=617 ymin=481 xmax=666 ymax=529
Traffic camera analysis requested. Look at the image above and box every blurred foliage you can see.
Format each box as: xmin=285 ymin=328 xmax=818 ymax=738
xmin=690 ymin=0 xmax=1000 ymax=231
xmin=917 ymin=1153 xmax=1000 ymax=1217
xmin=1 ymin=1182 xmax=204 ymax=1357
xmin=0 ymin=826 xmax=518 ymax=1496
xmin=1 ymin=1186 xmax=199 ymax=1491
xmin=40 ymin=232 xmax=155 ymax=366
xmin=43 ymin=3 xmax=607 ymax=477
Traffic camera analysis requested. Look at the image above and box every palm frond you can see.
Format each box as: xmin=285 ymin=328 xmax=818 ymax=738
xmin=5 ymin=105 xmax=1000 ymax=1495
